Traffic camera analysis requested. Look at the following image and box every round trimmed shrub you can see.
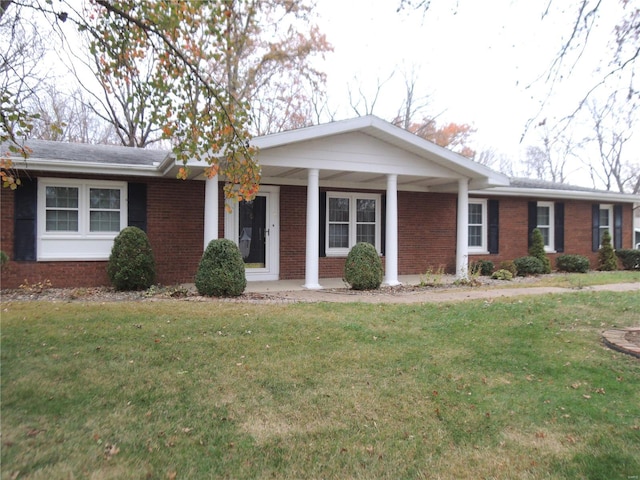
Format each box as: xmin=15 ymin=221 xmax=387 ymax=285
xmin=196 ymin=239 xmax=246 ymax=297
xmin=556 ymin=254 xmax=590 ymax=273
xmin=107 ymin=226 xmax=156 ymax=291
xmin=344 ymin=242 xmax=383 ymax=290
xmin=513 ymin=256 xmax=545 ymax=276
xmin=615 ymin=249 xmax=640 ymax=270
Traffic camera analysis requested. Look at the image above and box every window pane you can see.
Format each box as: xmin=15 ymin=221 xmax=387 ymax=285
xmin=356 ymin=224 xmax=375 ymax=245
xmin=539 ymin=226 xmax=550 ymax=246
xmin=468 ymin=203 xmax=483 ymax=224
xmin=46 ymin=186 xmax=78 ymax=208
xmin=46 ymin=210 xmax=78 ymax=231
xmin=356 ymin=199 xmax=376 ymax=223
xmin=537 ymin=206 xmax=550 ymax=227
xmin=329 ymin=198 xmax=349 ymax=222
xmin=90 ymin=188 xmax=120 ymax=209
xmin=329 ymin=224 xmax=349 ymax=248
xmin=468 ymin=225 xmax=482 ymax=247
xmin=90 ymin=211 xmax=120 ymax=232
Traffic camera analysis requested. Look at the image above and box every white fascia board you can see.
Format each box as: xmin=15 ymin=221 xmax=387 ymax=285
xmin=477 ymin=186 xmax=640 ymax=203
xmin=12 ymin=158 xmax=167 ymax=177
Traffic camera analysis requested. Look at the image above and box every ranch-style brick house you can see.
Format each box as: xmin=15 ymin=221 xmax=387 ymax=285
xmin=1 ymin=115 xmax=638 ymax=289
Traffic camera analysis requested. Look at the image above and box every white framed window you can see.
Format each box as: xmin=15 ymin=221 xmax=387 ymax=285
xmin=468 ymin=199 xmax=487 ymax=253
xmin=326 ymin=192 xmax=381 ymax=256
xmin=536 ymin=201 xmax=555 ymax=252
xmin=599 ymin=204 xmax=613 ymax=246
xmin=38 ymin=178 xmax=128 ymax=260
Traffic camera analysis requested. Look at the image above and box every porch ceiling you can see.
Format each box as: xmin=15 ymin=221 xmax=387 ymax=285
xmin=259 ymin=165 xmax=457 ymax=192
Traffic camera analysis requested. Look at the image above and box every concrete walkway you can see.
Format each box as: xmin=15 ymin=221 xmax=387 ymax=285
xmin=240 ymin=275 xmax=640 ymax=304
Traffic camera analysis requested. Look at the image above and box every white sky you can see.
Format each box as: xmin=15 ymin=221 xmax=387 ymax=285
xmin=313 ymin=0 xmax=631 ymax=184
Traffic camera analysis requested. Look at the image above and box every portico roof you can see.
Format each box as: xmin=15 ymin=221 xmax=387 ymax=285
xmin=252 ymin=115 xmax=509 ymax=192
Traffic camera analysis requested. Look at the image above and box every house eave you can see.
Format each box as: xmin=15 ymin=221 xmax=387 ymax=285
xmin=11 ymin=158 xmax=169 ymax=177
xmin=477 ymin=186 xmax=640 ymax=203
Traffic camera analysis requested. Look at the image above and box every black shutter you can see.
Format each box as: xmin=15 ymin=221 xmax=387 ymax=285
xmin=14 ymin=178 xmax=37 ymax=261
xmin=554 ymin=202 xmax=564 ymax=253
xmin=128 ymin=183 xmax=147 ymax=232
xmin=614 ymin=204 xmax=623 ymax=250
xmin=488 ymin=199 xmax=499 ymax=254
xmin=318 ymin=191 xmax=326 ymax=257
xmin=380 ymin=194 xmax=386 ymax=256
xmin=592 ymin=204 xmax=600 ymax=252
xmin=527 ymin=201 xmax=537 ymax=248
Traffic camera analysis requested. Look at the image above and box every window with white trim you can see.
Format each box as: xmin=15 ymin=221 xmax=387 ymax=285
xmin=38 ymin=178 xmax=128 ymax=260
xmin=536 ymin=201 xmax=555 ymax=252
xmin=326 ymin=192 xmax=381 ymax=256
xmin=468 ymin=199 xmax=487 ymax=253
xmin=599 ymin=204 xmax=613 ymax=245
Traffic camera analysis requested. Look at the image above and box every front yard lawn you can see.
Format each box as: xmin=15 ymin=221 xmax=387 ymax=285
xmin=1 ymin=291 xmax=639 ymax=479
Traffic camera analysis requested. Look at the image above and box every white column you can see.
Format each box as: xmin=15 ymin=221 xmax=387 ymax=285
xmin=383 ymin=174 xmax=401 ymax=286
xmin=304 ymin=168 xmax=322 ymax=289
xmin=203 ymin=175 xmax=219 ymax=249
xmin=456 ymin=178 xmax=469 ymax=279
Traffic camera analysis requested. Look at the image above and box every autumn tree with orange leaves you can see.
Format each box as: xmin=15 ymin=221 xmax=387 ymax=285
xmin=1 ymin=0 xmax=264 ymax=203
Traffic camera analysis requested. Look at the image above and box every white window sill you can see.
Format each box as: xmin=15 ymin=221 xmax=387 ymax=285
xmin=469 ymin=250 xmax=490 ymax=255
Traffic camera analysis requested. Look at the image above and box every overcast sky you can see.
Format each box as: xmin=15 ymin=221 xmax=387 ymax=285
xmin=313 ymin=0 xmax=630 ymax=183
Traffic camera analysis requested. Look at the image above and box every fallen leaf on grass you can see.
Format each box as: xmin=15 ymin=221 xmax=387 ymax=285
xmin=104 ymin=443 xmax=120 ymax=459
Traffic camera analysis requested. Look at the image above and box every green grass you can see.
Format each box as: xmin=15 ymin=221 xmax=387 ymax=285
xmin=2 ymin=292 xmax=639 ymax=479
xmin=530 ymin=270 xmax=640 ymax=289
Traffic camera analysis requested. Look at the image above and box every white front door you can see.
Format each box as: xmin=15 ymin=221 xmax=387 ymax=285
xmin=225 ymin=185 xmax=280 ymax=281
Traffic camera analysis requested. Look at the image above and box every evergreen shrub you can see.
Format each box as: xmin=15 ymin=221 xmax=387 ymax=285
xmin=491 ymin=269 xmax=513 ymax=281
xmin=471 ymin=259 xmax=494 ymax=276
xmin=615 ymin=249 xmax=640 ymax=270
xmin=196 ymin=239 xmax=246 ymax=297
xmin=107 ymin=226 xmax=156 ymax=291
xmin=344 ymin=242 xmax=383 ymax=290
xmin=513 ymin=256 xmax=545 ymax=276
xmin=528 ymin=228 xmax=551 ymax=273
xmin=555 ymin=254 xmax=590 ymax=273
xmin=597 ymin=230 xmax=618 ymax=271
xmin=499 ymin=260 xmax=518 ymax=276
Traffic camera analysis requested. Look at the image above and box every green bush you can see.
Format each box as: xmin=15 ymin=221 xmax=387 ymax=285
xmin=556 ymin=254 xmax=590 ymax=273
xmin=491 ymin=269 xmax=513 ymax=281
xmin=195 ymin=239 xmax=246 ymax=297
xmin=344 ymin=242 xmax=383 ymax=290
xmin=0 ymin=250 xmax=8 ymax=267
xmin=107 ymin=227 xmax=156 ymax=291
xmin=513 ymin=256 xmax=545 ymax=276
xmin=615 ymin=249 xmax=640 ymax=270
xmin=499 ymin=260 xmax=518 ymax=276
xmin=528 ymin=228 xmax=551 ymax=273
xmin=597 ymin=230 xmax=618 ymax=271
xmin=471 ymin=259 xmax=494 ymax=276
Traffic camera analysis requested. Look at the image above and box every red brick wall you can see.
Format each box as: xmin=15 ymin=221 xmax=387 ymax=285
xmin=0 ymin=174 xmax=205 ymax=289
xmin=1 ymin=176 xmax=636 ymax=289
xmin=469 ymin=197 xmax=635 ymax=270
